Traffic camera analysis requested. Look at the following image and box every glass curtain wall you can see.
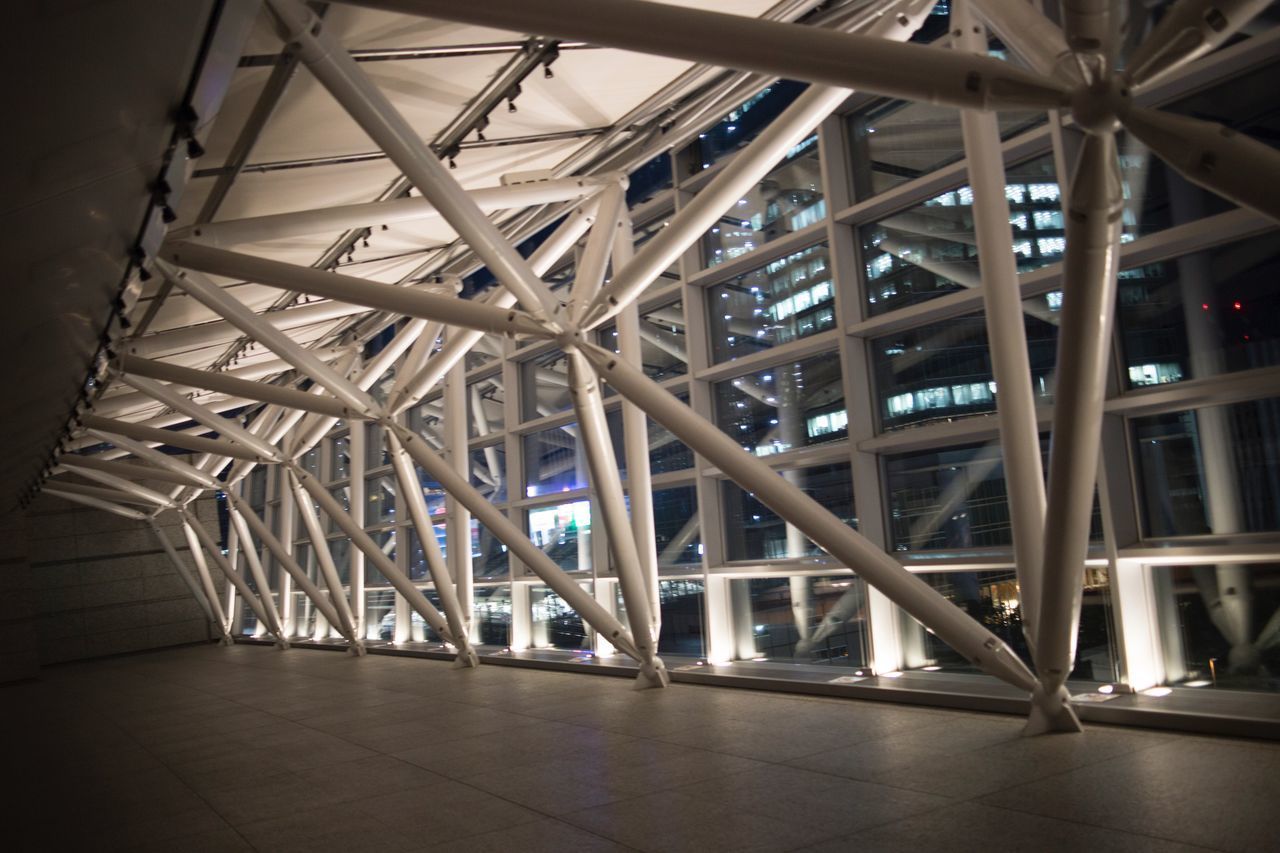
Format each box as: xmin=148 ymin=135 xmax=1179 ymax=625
xmin=234 ymin=31 xmax=1280 ymax=703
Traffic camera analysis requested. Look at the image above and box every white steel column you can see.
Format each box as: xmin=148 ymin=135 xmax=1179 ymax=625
xmin=444 ymin=340 xmax=474 ymax=640
xmin=179 ymin=515 xmax=234 ymax=643
xmin=580 ymin=342 xmax=1038 ymax=692
xmin=287 ymin=469 xmax=362 ymax=645
xmin=149 ymin=520 xmax=218 ymax=626
xmin=955 ymin=0 xmax=1048 ymax=652
xmin=227 ymin=504 xmax=289 ymax=647
xmin=566 ymin=349 xmax=667 ymax=687
xmin=181 ymin=507 xmax=287 ymax=647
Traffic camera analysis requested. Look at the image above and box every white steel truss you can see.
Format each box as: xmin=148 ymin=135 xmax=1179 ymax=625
xmin=46 ymin=0 xmax=1280 ymax=733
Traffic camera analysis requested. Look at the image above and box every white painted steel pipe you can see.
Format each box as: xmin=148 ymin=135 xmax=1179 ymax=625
xmin=578 ymin=341 xmax=1038 ymax=692
xmin=443 ymin=348 xmax=473 ymax=639
xmin=130 ymin=301 xmax=370 ymax=359
xmin=566 ymin=349 xmax=666 ymax=685
xmin=568 ymin=182 xmax=625 ymax=326
xmin=969 ymin=0 xmax=1080 ymax=84
xmin=385 ymin=430 xmax=477 ymax=666
xmin=265 ymin=0 xmax=562 ymax=324
xmin=287 ymin=468 xmax=362 ymax=642
xmin=1125 ymin=0 xmax=1273 ymax=86
xmin=955 ymin=1 xmax=1048 ymax=652
xmin=391 ymin=199 xmax=601 ymax=412
xmin=175 ymin=175 xmax=615 ymax=248
xmin=224 ymin=491 xmax=357 ymax=646
xmin=385 ymin=419 xmax=643 ymax=661
xmin=149 ymin=520 xmax=217 ymax=624
xmin=158 ymin=260 xmax=383 ymax=418
xmin=227 ymin=504 xmax=288 ymax=646
xmin=163 ymin=243 xmax=553 ymax=341
xmin=612 ymin=212 xmax=661 ymax=640
xmin=60 ymin=453 xmax=205 ymax=489
xmin=81 ymin=414 xmax=266 ymax=462
xmin=44 ymin=487 xmax=151 ymax=520
xmin=42 ymin=479 xmax=156 ymax=506
xmin=179 ymin=516 xmax=234 ymax=640
xmin=56 ymin=459 xmax=178 ymax=509
xmin=118 ymin=354 xmax=354 ymax=420
xmin=182 ymin=507 xmax=285 ymax=646
xmin=118 ymin=373 xmax=283 ymax=463
xmin=584 ymin=83 xmax=855 ymax=328
xmin=330 ymin=0 xmax=1070 ymax=112
xmin=1031 ymin=131 xmax=1123 ymax=733
xmin=85 ymin=429 xmax=224 ymax=490
xmin=289 ymin=462 xmax=459 ymax=647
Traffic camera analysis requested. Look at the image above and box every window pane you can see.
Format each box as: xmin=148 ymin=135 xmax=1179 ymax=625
xmin=598 ymin=299 xmax=688 ymax=383
xmin=654 ymin=486 xmax=701 ymax=570
xmin=1132 ymin=398 xmax=1280 ymax=538
xmin=862 ymin=153 xmax=1066 ymax=316
xmin=329 ymin=433 xmax=350 ymax=481
xmin=326 ymin=484 xmax=351 ymax=534
xmin=615 ymin=579 xmax=707 ymax=657
xmin=847 ymin=100 xmax=1041 ymax=199
xmin=365 ymin=529 xmax=395 ymax=587
xmin=522 ymin=350 xmax=571 ymax=419
xmin=899 ymin=567 xmax=1118 ymax=681
xmin=472 ymin=519 xmax=510 ymax=581
xmin=474 ymin=585 xmax=511 ymax=646
xmin=1153 ymin=563 xmax=1280 ymax=693
xmin=707 ymin=243 xmax=834 ymax=363
xmin=407 ymin=526 xmax=448 ymax=582
xmin=885 ymin=440 xmax=1102 ymax=552
xmin=468 ymin=375 xmax=504 ymax=438
xmin=470 ymin=444 xmax=507 ymax=504
xmin=692 ymin=81 xmax=807 ymax=170
xmin=722 ymin=463 xmax=855 ymax=561
xmin=366 ymin=474 xmax=396 ymax=525
xmin=714 ymin=352 xmax=845 ymax=457
xmin=530 ymin=585 xmax=589 ymax=650
xmin=365 ymin=422 xmax=391 ymax=468
xmin=524 ymin=423 xmax=584 ymax=497
xmin=528 ymin=500 xmax=591 ymax=572
xmin=703 ymin=133 xmax=824 ymax=268
xmin=872 ymin=303 xmax=1057 ymax=433
xmin=731 ymin=575 xmax=870 ymax=667
xmin=1117 ymin=233 xmax=1280 ymax=390
xmin=365 ymin=588 xmax=396 ymax=641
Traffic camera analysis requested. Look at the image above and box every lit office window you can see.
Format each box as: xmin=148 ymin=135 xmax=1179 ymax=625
xmin=707 ymin=243 xmax=834 ymax=363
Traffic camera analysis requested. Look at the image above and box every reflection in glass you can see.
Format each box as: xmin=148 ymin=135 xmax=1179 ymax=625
xmin=474 ymin=585 xmax=512 ymax=646
xmin=714 ymin=352 xmax=846 ymax=457
xmin=328 ymin=537 xmax=349 ymax=585
xmin=470 ymin=443 xmax=507 ymax=504
xmin=528 ymin=500 xmax=591 ymax=572
xmin=862 ymin=154 xmax=1067 ymax=316
xmin=365 ymin=588 xmax=395 ymax=640
xmin=692 ymin=81 xmax=806 ymax=171
xmin=848 ymin=99 xmax=1042 ymax=199
xmin=472 ymin=519 xmax=510 ymax=581
xmin=1132 ymin=398 xmax=1280 ymax=538
xmin=731 ymin=576 xmax=869 ymax=667
xmin=468 ymin=375 xmax=504 ymax=438
xmin=703 ymin=133 xmax=824 ymax=268
xmin=530 ymin=585 xmax=588 ymax=650
xmin=722 ymin=464 xmax=855 ymax=561
xmin=524 ymin=423 xmax=584 ymax=497
xmin=707 ymin=243 xmax=834 ymax=363
xmin=616 ymin=579 xmax=706 ymax=656
xmin=1117 ymin=234 xmax=1280 ymax=390
xmin=329 ymin=433 xmax=350 ymax=480
xmin=872 ymin=306 xmax=1057 ymax=432
xmin=521 ymin=349 xmax=571 ymax=419
xmin=599 ymin=300 xmax=688 ymax=383
xmin=326 ymin=484 xmax=351 ymax=534
xmin=365 ymin=422 xmax=391 ymax=468
xmin=366 ymin=474 xmax=396 ymax=526
xmin=365 ymin=529 xmax=395 ymax=587
xmin=654 ymin=486 xmax=701 ymax=569
xmin=407 ymin=527 xmax=448 ymax=582
xmin=1154 ymin=563 xmax=1280 ymax=692
xmin=885 ymin=440 xmax=1102 ymax=551
xmin=900 ymin=568 xmax=1118 ymax=681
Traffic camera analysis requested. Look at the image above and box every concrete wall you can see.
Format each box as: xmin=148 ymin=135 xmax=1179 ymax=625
xmin=0 ymin=508 xmax=39 ymax=682
xmin=12 ymin=493 xmax=226 ymax=676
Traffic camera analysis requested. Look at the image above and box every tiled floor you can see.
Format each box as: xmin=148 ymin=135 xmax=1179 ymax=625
xmin=4 ymin=644 xmax=1278 ymax=852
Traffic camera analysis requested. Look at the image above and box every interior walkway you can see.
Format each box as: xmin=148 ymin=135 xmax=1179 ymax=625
xmin=4 ymin=643 xmax=1277 ymax=852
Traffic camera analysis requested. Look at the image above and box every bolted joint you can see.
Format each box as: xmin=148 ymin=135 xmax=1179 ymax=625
xmin=1070 ymin=74 xmax=1130 ymax=135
